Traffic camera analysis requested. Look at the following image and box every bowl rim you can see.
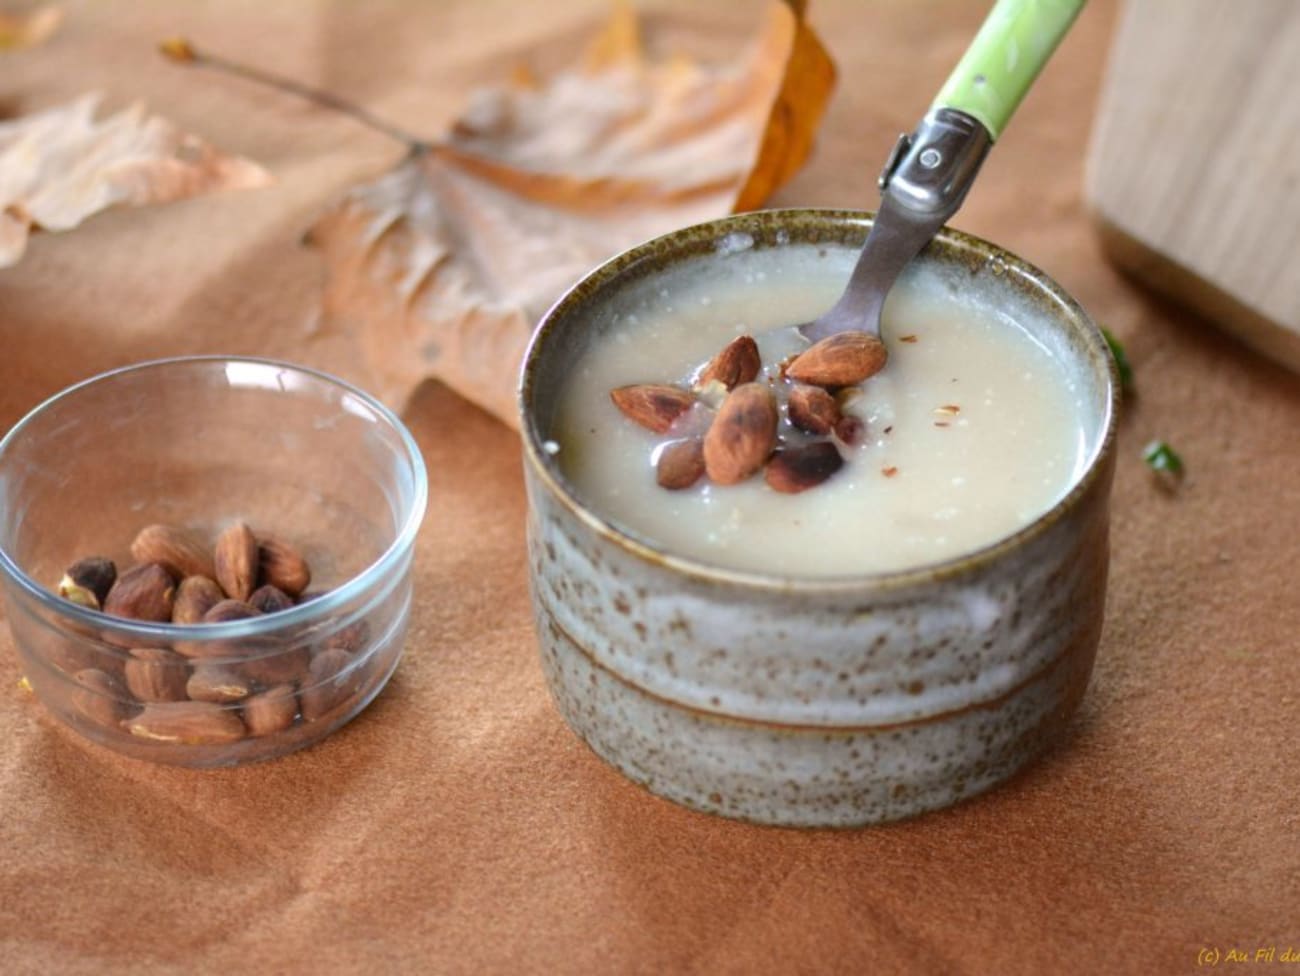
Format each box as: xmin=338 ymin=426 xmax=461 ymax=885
xmin=0 ymin=355 xmax=428 ymax=645
xmin=518 ymin=207 xmax=1120 ymax=593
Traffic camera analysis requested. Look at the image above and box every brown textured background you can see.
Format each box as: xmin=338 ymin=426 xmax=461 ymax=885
xmin=2 ymin=2 xmax=1297 ymax=973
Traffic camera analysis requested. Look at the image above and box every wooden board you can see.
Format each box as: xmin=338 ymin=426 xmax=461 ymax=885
xmin=1085 ymin=0 xmax=1300 ymax=373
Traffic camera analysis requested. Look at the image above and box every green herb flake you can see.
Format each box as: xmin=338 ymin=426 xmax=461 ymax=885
xmin=1143 ymin=440 xmax=1184 ymax=475
xmin=1101 ymin=327 xmax=1134 ymax=392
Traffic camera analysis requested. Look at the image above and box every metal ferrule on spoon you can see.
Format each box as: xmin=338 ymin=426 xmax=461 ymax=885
xmin=801 ymin=0 xmax=1087 ymax=343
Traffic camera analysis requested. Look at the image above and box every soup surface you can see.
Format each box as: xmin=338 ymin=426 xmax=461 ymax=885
xmin=551 ymin=243 xmax=1089 ymax=576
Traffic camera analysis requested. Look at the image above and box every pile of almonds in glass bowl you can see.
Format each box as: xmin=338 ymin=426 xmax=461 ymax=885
xmin=0 ymin=356 xmax=427 ymax=769
xmin=33 ymin=521 xmax=393 ymax=765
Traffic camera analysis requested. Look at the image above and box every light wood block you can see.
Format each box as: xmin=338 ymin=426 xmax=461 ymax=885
xmin=1085 ymin=0 xmax=1300 ymax=372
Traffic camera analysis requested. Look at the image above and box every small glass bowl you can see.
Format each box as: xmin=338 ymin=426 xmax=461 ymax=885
xmin=0 ymin=357 xmax=427 ymax=767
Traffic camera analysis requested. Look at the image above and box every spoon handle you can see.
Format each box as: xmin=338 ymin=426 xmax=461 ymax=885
xmin=802 ymin=0 xmax=1086 ymax=343
xmin=932 ymin=0 xmax=1087 ymax=141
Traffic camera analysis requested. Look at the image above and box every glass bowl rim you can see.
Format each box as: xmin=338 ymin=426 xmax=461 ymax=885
xmin=0 ymin=355 xmax=428 ymax=644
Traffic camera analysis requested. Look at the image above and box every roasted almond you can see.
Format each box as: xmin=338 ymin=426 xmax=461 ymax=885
xmin=786 ymin=331 xmax=887 ymax=387
xmin=58 ymin=557 xmax=117 ymax=609
xmin=257 ymin=536 xmax=311 ymax=598
xmin=703 ymin=383 xmax=777 ymax=485
xmin=242 ymin=684 xmax=298 ymax=737
xmin=172 ymin=575 xmax=225 ymax=625
xmin=787 ymin=384 xmax=841 ymax=435
xmin=300 ymin=647 xmax=355 ymax=722
xmin=324 ymin=619 xmax=371 ymax=654
xmin=696 ymin=335 xmax=761 ymax=391
xmin=656 ymin=438 xmax=706 ymax=490
xmin=72 ymin=668 xmax=134 ymax=728
xmin=103 ymin=563 xmax=175 ymax=622
xmin=124 ymin=647 xmax=190 ymax=703
xmin=248 ymin=584 xmax=294 ymax=615
xmin=203 ymin=599 xmax=262 ymax=625
xmin=125 ymin=702 xmax=245 ymax=745
xmin=834 ymin=415 xmax=866 ymax=446
xmin=765 ymin=442 xmax=844 ymax=494
xmin=214 ymin=521 xmax=258 ymax=602
xmin=240 ymin=645 xmax=310 ymax=686
xmin=609 ymin=384 xmax=695 ymax=434
xmin=130 ymin=524 xmax=214 ymax=580
xmin=49 ymin=634 xmax=115 ymax=677
xmin=186 ymin=661 xmax=253 ymax=703
xmin=174 ymin=599 xmax=263 ymax=659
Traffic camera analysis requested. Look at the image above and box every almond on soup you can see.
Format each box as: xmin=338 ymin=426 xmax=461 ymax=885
xmin=550 ymin=244 xmax=1088 ymax=577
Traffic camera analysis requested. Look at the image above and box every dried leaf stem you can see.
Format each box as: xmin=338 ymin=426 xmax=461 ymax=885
xmin=159 ymin=37 xmax=427 ymax=150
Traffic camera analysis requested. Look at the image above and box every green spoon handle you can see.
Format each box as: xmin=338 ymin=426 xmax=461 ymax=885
xmin=933 ymin=0 xmax=1087 ymax=141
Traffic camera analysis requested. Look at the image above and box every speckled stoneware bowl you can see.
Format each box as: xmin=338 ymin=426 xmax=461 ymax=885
xmin=519 ymin=210 xmax=1119 ymax=828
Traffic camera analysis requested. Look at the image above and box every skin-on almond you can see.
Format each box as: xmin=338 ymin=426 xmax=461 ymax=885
xmin=300 ymin=647 xmax=355 ymax=722
xmin=656 ymin=438 xmax=707 ymax=490
xmin=214 ymin=521 xmax=259 ymax=602
xmin=765 ymin=442 xmax=844 ymax=494
xmin=240 ymin=645 xmax=310 ymax=687
xmin=172 ymin=575 xmax=225 ymax=625
xmin=49 ymin=636 xmax=110 ymax=678
xmin=174 ymin=599 xmax=263 ymax=659
xmin=125 ymin=702 xmax=245 ymax=745
xmin=203 ymin=599 xmax=262 ymax=625
xmin=703 ymin=383 xmax=778 ymax=485
xmin=834 ymin=415 xmax=866 ymax=446
xmin=257 ymin=536 xmax=311 ymax=598
xmin=103 ymin=563 xmax=175 ymax=622
xmin=72 ymin=668 xmax=134 ymax=728
xmin=130 ymin=524 xmax=215 ymax=581
xmin=248 ymin=584 xmax=294 ymax=615
xmin=325 ymin=619 xmax=371 ymax=654
xmin=787 ymin=384 xmax=841 ymax=435
xmin=186 ymin=661 xmax=253 ymax=703
xmin=696 ymin=336 xmax=761 ymax=391
xmin=124 ymin=647 xmax=190 ymax=703
xmin=242 ymin=684 xmax=298 ymax=737
xmin=609 ymin=384 xmax=695 ymax=434
xmin=786 ymin=331 xmax=888 ymax=388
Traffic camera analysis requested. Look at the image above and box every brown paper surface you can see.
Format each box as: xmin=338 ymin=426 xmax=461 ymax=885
xmin=1 ymin=2 xmax=1296 ymax=973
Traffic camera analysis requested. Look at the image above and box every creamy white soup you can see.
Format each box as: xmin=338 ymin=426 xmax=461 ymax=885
xmin=551 ymin=243 xmax=1088 ymax=576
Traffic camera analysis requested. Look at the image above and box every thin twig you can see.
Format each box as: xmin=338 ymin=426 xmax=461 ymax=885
xmin=159 ymin=37 xmax=428 ymax=151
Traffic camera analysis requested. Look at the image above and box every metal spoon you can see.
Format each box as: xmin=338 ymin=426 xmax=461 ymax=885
xmin=800 ymin=0 xmax=1086 ymax=344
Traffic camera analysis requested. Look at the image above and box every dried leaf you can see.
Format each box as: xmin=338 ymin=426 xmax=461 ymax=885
xmin=308 ymin=0 xmax=835 ymax=427
xmin=0 ymin=5 xmax=61 ymax=51
xmin=0 ymin=93 xmax=271 ymax=268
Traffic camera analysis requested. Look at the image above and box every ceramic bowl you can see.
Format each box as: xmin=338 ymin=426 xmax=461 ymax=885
xmin=519 ymin=210 xmax=1118 ymax=827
